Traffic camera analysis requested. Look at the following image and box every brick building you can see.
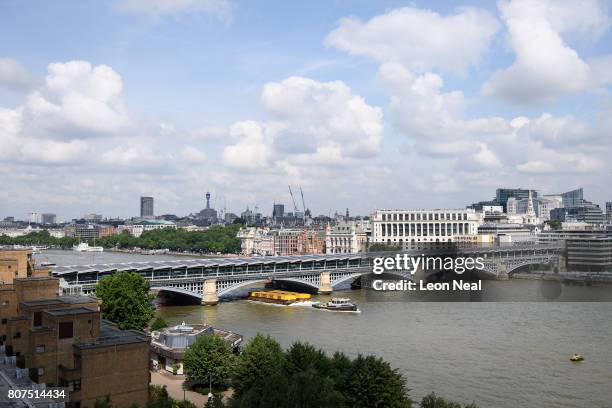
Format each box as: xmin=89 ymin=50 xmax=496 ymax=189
xmin=0 ymin=252 xmax=150 ymax=408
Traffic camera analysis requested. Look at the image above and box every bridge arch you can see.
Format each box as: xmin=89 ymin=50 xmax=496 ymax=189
xmin=153 ymin=286 xmax=202 ymax=300
xmin=217 ymin=277 xmax=320 ymax=297
xmin=331 ymin=270 xmax=414 ymax=288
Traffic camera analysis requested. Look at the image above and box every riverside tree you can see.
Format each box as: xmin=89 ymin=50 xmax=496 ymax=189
xmin=232 ymin=334 xmax=286 ymax=402
xmin=229 ymin=334 xmax=413 ymax=408
xmin=347 ymin=355 xmax=413 ymax=408
xmin=420 ymin=392 xmax=479 ymax=408
xmin=95 ymin=272 xmax=155 ymax=331
xmin=183 ymin=334 xmax=237 ymax=389
xmin=149 ymin=316 xmax=169 ymax=331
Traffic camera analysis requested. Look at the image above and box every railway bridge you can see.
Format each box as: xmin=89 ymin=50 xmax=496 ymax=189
xmin=52 ymin=243 xmax=564 ymax=305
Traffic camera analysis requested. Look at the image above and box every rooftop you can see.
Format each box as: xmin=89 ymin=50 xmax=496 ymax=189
xmin=75 ymin=320 xmax=149 ymax=349
xmin=21 ymin=295 xmax=98 ymax=308
xmin=44 ymin=306 xmax=98 ymax=316
xmin=52 ymin=253 xmax=364 ymax=275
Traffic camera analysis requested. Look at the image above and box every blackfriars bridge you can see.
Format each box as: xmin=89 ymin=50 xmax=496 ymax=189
xmin=52 ymin=243 xmax=565 ymax=305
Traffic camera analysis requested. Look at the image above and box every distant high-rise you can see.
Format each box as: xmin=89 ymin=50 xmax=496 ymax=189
xmin=27 ymin=212 xmax=41 ymax=224
xmin=273 ymin=203 xmax=285 ymax=221
xmin=41 ymin=213 xmax=57 ymax=225
xmin=606 ymin=202 xmax=612 ymax=220
xmin=561 ymin=188 xmax=584 ymax=208
xmin=495 ymin=188 xmax=538 ymax=211
xmin=140 ymin=196 xmax=154 ymax=218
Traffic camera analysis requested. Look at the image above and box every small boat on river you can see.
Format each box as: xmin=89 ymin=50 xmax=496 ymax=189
xmin=312 ymin=297 xmax=360 ymax=312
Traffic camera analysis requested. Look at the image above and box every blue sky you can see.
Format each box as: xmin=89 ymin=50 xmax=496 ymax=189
xmin=1 ymin=0 xmax=611 ymax=220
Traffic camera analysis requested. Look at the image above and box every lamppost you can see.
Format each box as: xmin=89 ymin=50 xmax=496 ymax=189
xmin=207 ymin=373 xmax=213 ymax=402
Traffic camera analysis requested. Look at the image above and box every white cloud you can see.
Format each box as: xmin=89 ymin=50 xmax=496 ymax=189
xmin=115 ymin=0 xmax=233 ymax=22
xmin=223 ymin=76 xmax=383 ymax=169
xmin=325 ymin=6 xmax=499 ymax=74
xmin=181 ymin=146 xmax=207 ymax=163
xmin=0 ymin=60 xmax=132 ymax=167
xmin=482 ymin=0 xmax=611 ymax=103
xmin=377 ymin=63 xmax=511 ymax=155
xmin=22 ymin=61 xmax=130 ymax=138
xmin=0 ymin=58 xmax=36 ymax=91
xmin=222 ymin=121 xmax=274 ymax=169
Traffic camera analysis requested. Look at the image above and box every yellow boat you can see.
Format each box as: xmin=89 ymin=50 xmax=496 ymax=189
xmin=249 ymin=290 xmax=311 ymax=305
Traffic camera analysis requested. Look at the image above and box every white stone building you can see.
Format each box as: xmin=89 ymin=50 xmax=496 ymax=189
xmin=325 ymin=219 xmax=370 ymax=254
xmin=371 ymin=209 xmax=479 ymax=248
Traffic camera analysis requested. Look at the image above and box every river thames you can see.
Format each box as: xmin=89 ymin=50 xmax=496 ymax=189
xmin=38 ymin=250 xmax=612 ymax=408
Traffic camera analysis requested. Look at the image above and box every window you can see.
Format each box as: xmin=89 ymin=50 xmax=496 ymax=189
xmin=37 ymin=367 xmax=44 ymax=375
xmin=33 ymin=311 xmax=42 ymax=327
xmin=36 ymin=345 xmax=45 ymax=353
xmin=58 ymin=321 xmax=74 ymax=339
xmin=72 ymin=379 xmax=81 ymax=391
xmin=1 ymin=318 xmax=7 ymax=325
xmin=13 ymin=332 xmax=20 ymax=339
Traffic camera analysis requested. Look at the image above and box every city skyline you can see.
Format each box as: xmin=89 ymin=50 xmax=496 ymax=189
xmin=1 ymin=0 xmax=612 ymax=219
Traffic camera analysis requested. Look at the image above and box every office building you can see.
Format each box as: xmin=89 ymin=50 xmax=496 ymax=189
xmin=550 ymin=201 xmax=605 ymax=225
xmin=606 ymin=202 xmax=612 ymax=221
xmin=27 ymin=212 xmax=41 ymax=224
xmin=65 ymin=224 xmax=101 ymax=241
xmin=224 ymin=212 xmax=238 ymax=224
xmin=495 ymin=189 xmax=538 ymax=211
xmin=538 ymin=196 xmax=563 ymax=221
xmin=140 ymin=196 xmax=154 ymax=218
xmin=0 ymin=274 xmax=149 ymax=407
xmin=506 ymin=197 xmax=518 ymax=215
xmin=41 ymin=213 xmax=57 ymax=225
xmin=467 ymin=200 xmax=497 ymax=211
xmin=83 ymin=214 xmax=103 ymax=223
xmin=272 ymin=203 xmax=285 ymax=223
xmin=566 ymin=234 xmax=612 ymax=272
xmin=123 ymin=220 xmax=177 ymax=238
xmin=371 ymin=209 xmax=479 ymax=248
xmin=561 ymin=188 xmax=584 ymax=208
xmin=477 ymin=223 xmax=535 ymax=244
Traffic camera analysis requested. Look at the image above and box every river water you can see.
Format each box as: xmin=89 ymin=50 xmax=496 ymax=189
xmin=37 ymin=250 xmax=612 ymax=408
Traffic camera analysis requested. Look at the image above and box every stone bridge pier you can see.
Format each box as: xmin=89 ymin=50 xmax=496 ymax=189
xmin=202 ymin=279 xmax=219 ymax=306
xmin=318 ymin=272 xmax=332 ymax=294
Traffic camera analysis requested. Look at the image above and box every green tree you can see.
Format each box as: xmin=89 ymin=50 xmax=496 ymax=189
xmin=284 ymin=342 xmax=331 ymax=378
xmin=232 ymin=334 xmax=286 ymax=401
xmin=232 ymin=372 xmax=289 ymax=408
xmin=328 ymin=351 xmax=353 ymax=396
xmin=420 ymin=392 xmax=479 ymax=408
xmin=150 ymin=316 xmax=169 ymax=331
xmin=95 ymin=272 xmax=155 ymax=330
xmin=347 ymin=355 xmax=412 ymax=408
xmin=183 ymin=335 xmax=237 ymax=388
xmin=205 ymin=394 xmax=226 ymax=408
xmin=287 ymin=368 xmax=346 ymax=408
xmin=147 ymin=385 xmax=173 ymax=408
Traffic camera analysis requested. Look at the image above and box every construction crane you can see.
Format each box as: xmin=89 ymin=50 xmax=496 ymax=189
xmin=300 ymin=186 xmax=307 ymax=215
xmin=288 ymin=185 xmax=299 ymax=214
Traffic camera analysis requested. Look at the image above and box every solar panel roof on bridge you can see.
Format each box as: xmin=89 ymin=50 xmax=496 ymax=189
xmin=51 ymin=253 xmax=365 ymax=275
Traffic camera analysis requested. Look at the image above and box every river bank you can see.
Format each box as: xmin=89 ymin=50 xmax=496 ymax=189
xmin=157 ymin=288 xmax=612 ymax=408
